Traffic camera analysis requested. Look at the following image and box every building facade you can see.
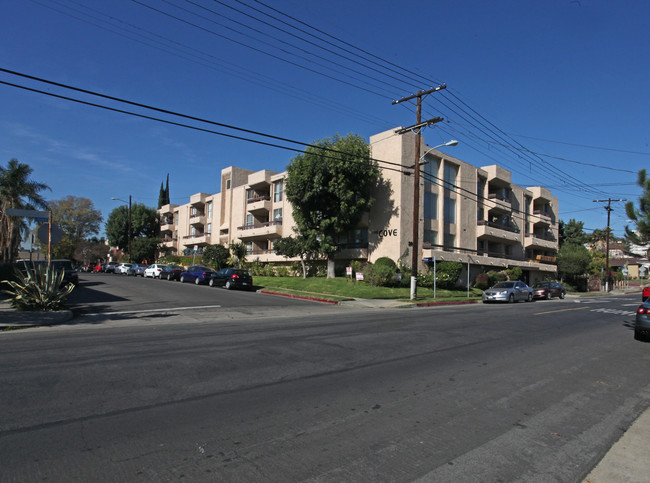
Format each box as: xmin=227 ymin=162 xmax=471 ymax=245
xmin=159 ymin=128 xmax=559 ymax=284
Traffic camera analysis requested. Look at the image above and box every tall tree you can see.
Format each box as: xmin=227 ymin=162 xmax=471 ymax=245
xmin=273 ymin=235 xmax=316 ymax=278
xmin=164 ymin=173 xmax=170 ymax=205
xmin=158 ymin=182 xmax=165 ymax=209
xmin=105 ymin=203 xmax=160 ymax=255
xmin=558 ymin=218 xmax=587 ymax=247
xmin=285 ymin=133 xmax=380 ymax=278
xmin=0 ymin=159 xmax=50 ymax=262
xmin=625 ymin=169 xmax=650 ymax=245
xmin=49 ymin=196 xmax=103 ymax=259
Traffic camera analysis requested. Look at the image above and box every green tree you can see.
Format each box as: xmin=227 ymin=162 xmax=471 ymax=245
xmin=557 ymin=243 xmax=592 ymax=282
xmin=131 ymin=237 xmax=161 ymax=263
xmin=48 ymin=196 xmax=103 ymax=260
xmin=158 ymin=174 xmax=170 ymax=208
xmin=625 ymin=169 xmax=650 ymax=245
xmin=285 ymin=133 xmax=380 ymax=278
xmin=202 ymin=244 xmax=229 ymax=269
xmin=105 ymin=203 xmax=159 ymax=257
xmin=0 ymin=159 xmax=50 ymax=262
xmin=273 ymin=235 xmax=317 ymax=278
xmin=558 ymin=218 xmax=587 ymax=247
xmin=229 ymin=241 xmax=247 ymax=268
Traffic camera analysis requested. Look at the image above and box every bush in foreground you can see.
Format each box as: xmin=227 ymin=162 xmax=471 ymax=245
xmin=2 ymin=264 xmax=75 ymax=311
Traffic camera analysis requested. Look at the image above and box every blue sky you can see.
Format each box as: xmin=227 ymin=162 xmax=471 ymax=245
xmin=1 ymin=0 xmax=648 ymax=240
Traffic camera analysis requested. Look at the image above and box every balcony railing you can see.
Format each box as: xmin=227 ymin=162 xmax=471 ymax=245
xmin=477 ymin=219 xmax=519 ymax=233
xmin=247 ymin=195 xmax=271 ymax=203
xmin=238 ymin=220 xmax=282 ymax=231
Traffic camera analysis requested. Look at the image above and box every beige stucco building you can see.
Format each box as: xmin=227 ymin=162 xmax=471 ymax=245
xmin=159 ymin=128 xmax=559 ymax=285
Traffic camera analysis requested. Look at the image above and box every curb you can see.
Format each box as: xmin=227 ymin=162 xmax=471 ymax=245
xmin=259 ymin=290 xmax=341 ymax=305
xmin=416 ymin=299 xmax=481 ymax=307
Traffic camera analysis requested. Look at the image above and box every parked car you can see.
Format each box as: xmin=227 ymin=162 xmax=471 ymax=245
xmin=482 ymin=281 xmax=533 ymax=303
xmin=642 ymin=286 xmax=650 ymax=302
xmin=635 ymin=301 xmax=650 ymax=341
xmin=209 ymin=268 xmax=254 ymax=290
xmin=103 ymin=261 xmax=119 ymax=273
xmin=179 ymin=265 xmax=216 ymax=285
xmin=531 ymin=281 xmax=566 ymax=300
xmin=15 ymin=259 xmax=79 ymax=286
xmin=114 ymin=263 xmax=133 ymax=275
xmin=161 ymin=264 xmax=184 ymax=281
xmin=93 ymin=262 xmax=103 ymax=273
xmin=144 ymin=264 xmax=167 ymax=278
xmin=127 ymin=263 xmax=148 ymax=277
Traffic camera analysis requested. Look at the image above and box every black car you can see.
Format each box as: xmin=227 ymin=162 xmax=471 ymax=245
xmin=161 ymin=264 xmax=184 ymax=281
xmin=209 ymin=268 xmax=253 ymax=290
xmin=531 ymin=281 xmax=566 ymax=300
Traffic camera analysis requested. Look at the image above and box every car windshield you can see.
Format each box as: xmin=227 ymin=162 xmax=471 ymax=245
xmin=493 ymin=282 xmax=514 ymax=289
xmin=533 ymin=282 xmax=549 ymax=288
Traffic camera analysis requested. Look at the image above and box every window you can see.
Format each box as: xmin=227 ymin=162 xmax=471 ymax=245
xmin=444 ymin=233 xmax=455 ymax=251
xmin=477 ymin=208 xmax=484 ymax=221
xmin=191 ymin=226 xmax=197 ymax=236
xmin=443 ymin=163 xmax=458 ymax=190
xmin=206 ymin=202 xmax=212 ymax=218
xmin=477 ymin=179 xmax=485 ymax=199
xmin=274 ymin=181 xmax=283 ymax=202
xmin=424 ymin=230 xmax=437 ymax=245
xmin=206 ymin=223 xmax=212 ymax=235
xmin=424 ymin=192 xmax=438 ymax=220
xmin=273 ymin=208 xmax=282 ymax=222
xmin=246 ymin=214 xmax=254 ymax=226
xmin=444 ymin=196 xmax=456 ymax=224
xmin=245 ymin=241 xmax=253 ymax=253
xmin=424 ymin=156 xmax=439 ymax=184
xmin=226 ymin=179 xmax=231 ymax=190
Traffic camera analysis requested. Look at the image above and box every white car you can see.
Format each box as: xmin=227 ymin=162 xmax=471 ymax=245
xmin=144 ymin=264 xmax=167 ymax=278
xmin=114 ymin=263 xmax=133 ymax=275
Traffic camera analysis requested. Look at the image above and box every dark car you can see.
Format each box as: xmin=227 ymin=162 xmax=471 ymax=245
xmin=635 ymin=301 xmax=650 ymax=341
xmin=209 ymin=268 xmax=254 ymax=290
xmin=15 ymin=259 xmax=79 ymax=286
xmin=161 ymin=264 xmax=184 ymax=281
xmin=103 ymin=261 xmax=119 ymax=273
xmin=179 ymin=265 xmax=216 ymax=285
xmin=532 ymin=281 xmax=566 ymax=300
xmin=127 ymin=263 xmax=148 ymax=277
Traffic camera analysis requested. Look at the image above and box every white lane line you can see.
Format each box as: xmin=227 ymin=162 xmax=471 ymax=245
xmin=82 ymin=305 xmax=222 ymax=316
xmin=590 ymin=308 xmax=636 ymax=316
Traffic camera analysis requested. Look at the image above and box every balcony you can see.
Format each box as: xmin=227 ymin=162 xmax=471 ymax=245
xmin=532 ymin=209 xmax=552 ymax=225
xmin=182 ymin=233 xmax=211 ymax=246
xmin=237 ymin=221 xmax=283 ymax=240
xmin=190 ymin=214 xmax=206 ymax=227
xmin=477 ymin=220 xmax=521 ymax=243
xmin=487 ymin=193 xmax=512 ymax=213
xmin=524 ymin=233 xmax=557 ymax=250
xmin=247 ymin=195 xmax=271 ymax=215
xmin=190 ymin=193 xmax=210 ymax=207
xmin=247 ymin=170 xmax=275 ymax=189
xmin=159 ymin=204 xmax=178 ymax=216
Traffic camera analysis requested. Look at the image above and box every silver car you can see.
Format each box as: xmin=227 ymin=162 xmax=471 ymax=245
xmin=482 ymin=281 xmax=533 ymax=303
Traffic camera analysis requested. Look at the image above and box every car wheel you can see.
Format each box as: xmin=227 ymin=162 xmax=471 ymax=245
xmin=546 ymin=291 xmax=551 ymax=300
xmin=527 ymin=293 xmax=533 ymax=302
xmin=180 ymin=275 xmax=185 ymax=283
xmin=634 ymin=329 xmax=648 ymax=342
xmin=225 ymin=280 xmax=232 ymax=290
xmin=508 ymin=293 xmax=515 ymax=303
xmin=560 ymin=292 xmax=566 ymax=299
xmin=209 ymin=278 xmax=215 ymax=287
xmin=195 ymin=277 xmax=201 ymax=285
xmin=167 ymin=273 xmax=172 ymax=281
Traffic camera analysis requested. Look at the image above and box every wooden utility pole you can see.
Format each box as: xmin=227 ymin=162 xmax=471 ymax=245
xmin=594 ymin=198 xmax=626 ymax=292
xmin=393 ymin=85 xmax=446 ymax=300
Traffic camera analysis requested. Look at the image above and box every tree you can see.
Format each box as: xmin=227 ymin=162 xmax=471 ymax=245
xmin=285 ymin=133 xmax=380 ymax=278
xmin=273 ymin=235 xmax=317 ymax=278
xmin=158 ymin=174 xmax=170 ymax=208
xmin=48 ymin=196 xmax=103 ymax=259
xmin=131 ymin=237 xmax=161 ymax=263
xmin=202 ymin=244 xmax=229 ymax=269
xmin=0 ymin=159 xmax=50 ymax=262
xmin=105 ymin=203 xmax=159 ymax=257
xmin=229 ymin=241 xmax=247 ymax=268
xmin=558 ymin=218 xmax=587 ymax=247
xmin=625 ymin=169 xmax=650 ymax=245
xmin=557 ymin=243 xmax=592 ymax=282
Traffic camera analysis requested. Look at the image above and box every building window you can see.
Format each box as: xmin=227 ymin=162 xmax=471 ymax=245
xmin=245 ymin=241 xmax=253 ymax=253
xmin=246 ymin=214 xmax=254 ymax=227
xmin=444 ymin=233 xmax=455 ymax=251
xmin=477 ymin=208 xmax=484 ymax=221
xmin=191 ymin=226 xmax=197 ymax=237
xmin=424 ymin=192 xmax=438 ymax=220
xmin=443 ymin=163 xmax=458 ymax=190
xmin=424 ymin=230 xmax=437 ymax=245
xmin=226 ymin=179 xmax=231 ymax=190
xmin=273 ymin=208 xmax=282 ymax=222
xmin=206 ymin=202 xmax=212 ymax=218
xmin=444 ymin=196 xmax=456 ymax=224
xmin=206 ymin=223 xmax=211 ymax=235
xmin=274 ymin=181 xmax=283 ymax=202
xmin=424 ymin=156 xmax=439 ymax=184
xmin=477 ymin=178 xmax=485 ymax=200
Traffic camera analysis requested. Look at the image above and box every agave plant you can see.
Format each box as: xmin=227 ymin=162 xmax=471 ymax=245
xmin=2 ymin=263 xmax=75 ymax=311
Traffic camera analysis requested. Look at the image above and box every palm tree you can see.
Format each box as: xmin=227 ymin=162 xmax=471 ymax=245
xmin=0 ymin=159 xmax=50 ymax=262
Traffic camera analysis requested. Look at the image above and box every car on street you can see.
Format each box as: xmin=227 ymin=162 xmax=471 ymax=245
xmin=93 ymin=263 xmax=103 ymax=273
xmin=103 ymin=261 xmax=119 ymax=273
xmin=179 ymin=265 xmax=216 ymax=285
xmin=209 ymin=268 xmax=254 ymax=290
xmin=161 ymin=264 xmax=184 ymax=281
xmin=642 ymin=286 xmax=650 ymax=302
xmin=126 ymin=263 xmax=148 ymax=276
xmin=531 ymin=281 xmax=566 ymax=300
xmin=114 ymin=263 xmax=133 ymax=275
xmin=144 ymin=264 xmax=168 ymax=279
xmin=482 ymin=281 xmax=533 ymax=303
xmin=635 ymin=301 xmax=650 ymax=341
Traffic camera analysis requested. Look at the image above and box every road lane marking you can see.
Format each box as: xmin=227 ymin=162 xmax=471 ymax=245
xmin=82 ymin=305 xmax=222 ymax=316
xmin=535 ymin=306 xmax=591 ymax=316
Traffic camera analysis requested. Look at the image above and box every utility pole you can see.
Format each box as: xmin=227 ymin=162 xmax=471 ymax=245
xmin=593 ymin=198 xmax=626 ymax=292
xmin=128 ymin=195 xmax=132 ymax=263
xmin=393 ymin=85 xmax=446 ymax=300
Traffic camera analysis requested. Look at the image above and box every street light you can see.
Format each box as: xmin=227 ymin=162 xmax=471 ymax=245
xmin=112 ymin=195 xmax=132 ymax=262
xmin=410 ymin=140 xmax=458 ymax=300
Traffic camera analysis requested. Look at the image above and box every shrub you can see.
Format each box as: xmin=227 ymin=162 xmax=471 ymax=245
xmin=487 ymin=270 xmax=507 ymax=286
xmin=276 ymin=266 xmax=290 ymax=277
xmin=473 ymin=273 xmax=491 ymax=290
xmin=506 ymin=266 xmax=522 ymax=281
xmin=436 ymin=261 xmax=463 ymax=289
xmin=374 ymin=257 xmax=397 ymax=272
xmin=2 ymin=264 xmax=75 ymax=311
xmin=363 ymin=263 xmax=397 ymax=287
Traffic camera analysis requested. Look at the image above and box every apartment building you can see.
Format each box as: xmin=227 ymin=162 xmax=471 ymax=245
xmin=159 ymin=128 xmax=558 ymax=284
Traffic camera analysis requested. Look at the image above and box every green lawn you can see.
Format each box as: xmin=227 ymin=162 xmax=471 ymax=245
xmin=255 ymin=276 xmax=482 ymax=302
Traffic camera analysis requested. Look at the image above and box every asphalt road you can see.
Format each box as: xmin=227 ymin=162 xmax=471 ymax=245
xmin=1 ymin=289 xmax=649 ymax=482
